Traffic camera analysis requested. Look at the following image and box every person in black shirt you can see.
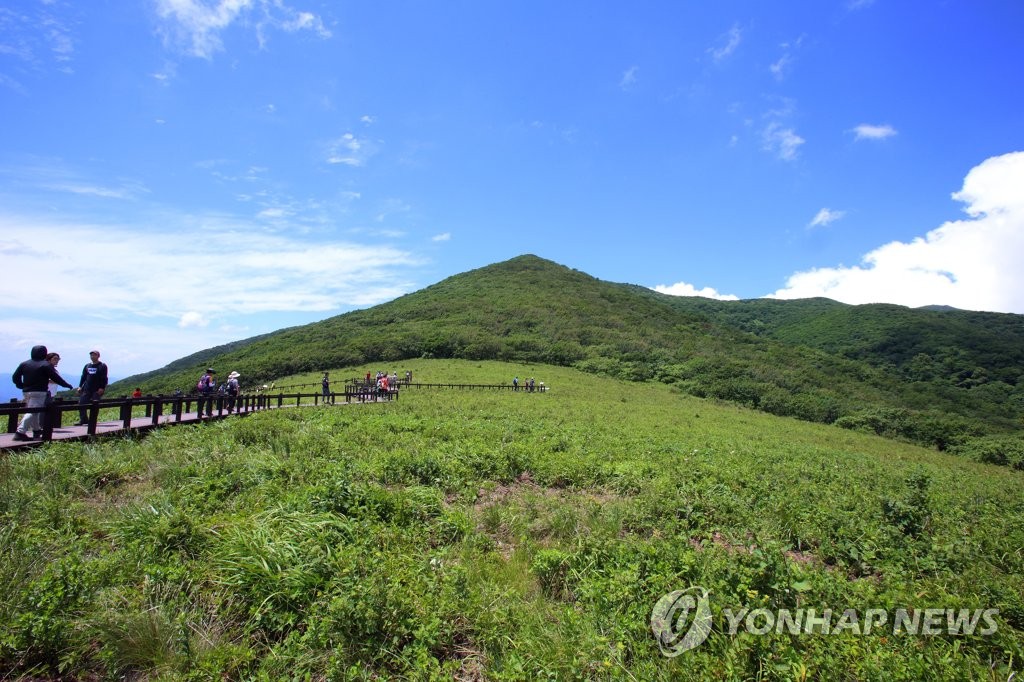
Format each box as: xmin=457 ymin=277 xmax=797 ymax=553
xmin=76 ymin=350 xmax=108 ymax=426
xmin=12 ymin=345 xmax=73 ymax=440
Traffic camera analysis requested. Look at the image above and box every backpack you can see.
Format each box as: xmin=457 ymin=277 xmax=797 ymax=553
xmin=197 ymin=375 xmax=211 ymax=392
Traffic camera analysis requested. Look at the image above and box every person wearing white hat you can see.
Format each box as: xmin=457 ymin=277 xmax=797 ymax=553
xmin=226 ymin=371 xmax=240 ymax=413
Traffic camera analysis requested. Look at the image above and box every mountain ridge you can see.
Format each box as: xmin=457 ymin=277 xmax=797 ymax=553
xmin=110 ymin=254 xmax=1024 ymax=449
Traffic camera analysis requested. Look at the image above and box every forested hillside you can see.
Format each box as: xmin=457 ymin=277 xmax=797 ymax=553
xmin=111 ymin=255 xmax=1024 ymax=462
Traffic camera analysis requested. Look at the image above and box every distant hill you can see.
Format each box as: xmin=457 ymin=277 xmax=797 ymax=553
xmin=111 ymin=254 xmax=1024 ymax=449
xmin=661 ymin=296 xmax=1024 ymax=383
xmin=918 ymin=304 xmax=963 ymax=312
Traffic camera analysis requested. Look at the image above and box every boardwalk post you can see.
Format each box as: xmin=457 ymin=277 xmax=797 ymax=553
xmin=7 ymin=399 xmax=18 ymax=434
xmin=152 ymin=398 xmax=163 ymax=425
xmin=52 ymin=398 xmax=65 ymax=428
xmin=122 ymin=399 xmax=133 ymax=429
xmin=174 ymin=397 xmax=183 ymax=422
xmin=87 ymin=401 xmax=100 ymax=436
xmin=42 ymin=401 xmax=58 ymax=442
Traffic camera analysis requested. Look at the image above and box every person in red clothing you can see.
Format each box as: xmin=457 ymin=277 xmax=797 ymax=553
xmin=131 ymin=388 xmax=142 ymax=399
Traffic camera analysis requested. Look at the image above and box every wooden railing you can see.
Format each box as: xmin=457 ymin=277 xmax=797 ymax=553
xmin=343 ymin=381 xmax=546 ymax=392
xmin=2 ymin=381 xmax=547 ymax=449
xmin=400 ymin=382 xmax=547 ymax=392
xmin=2 ymin=387 xmax=399 ymax=446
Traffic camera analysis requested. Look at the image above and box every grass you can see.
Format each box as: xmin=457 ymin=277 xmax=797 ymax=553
xmin=2 ymin=359 xmax=1022 ymax=680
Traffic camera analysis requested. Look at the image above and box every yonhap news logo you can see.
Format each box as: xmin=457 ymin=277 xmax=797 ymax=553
xmin=651 ymin=586 xmax=998 ymax=657
xmin=650 ymin=587 xmax=714 ymax=656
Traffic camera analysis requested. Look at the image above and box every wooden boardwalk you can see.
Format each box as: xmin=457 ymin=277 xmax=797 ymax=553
xmin=0 ymin=409 xmax=224 ymax=449
xmin=2 ymin=382 xmax=547 ymax=452
xmin=0 ymin=391 xmax=396 ymax=452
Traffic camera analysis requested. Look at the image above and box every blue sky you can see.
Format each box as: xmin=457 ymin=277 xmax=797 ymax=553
xmin=3 ymin=0 xmax=1024 ymax=392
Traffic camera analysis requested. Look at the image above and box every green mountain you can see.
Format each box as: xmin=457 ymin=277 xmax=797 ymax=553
xmin=113 ymin=254 xmax=1024 ymax=455
xmin=659 ymin=295 xmax=1024 ymax=385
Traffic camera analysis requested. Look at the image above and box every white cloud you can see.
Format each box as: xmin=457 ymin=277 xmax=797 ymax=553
xmin=155 ymin=0 xmax=330 ymax=59
xmin=40 ymin=182 xmax=136 ymax=199
xmin=326 ymin=133 xmax=377 ymax=166
xmin=709 ymin=24 xmax=742 ymax=62
xmin=257 ymin=207 xmax=288 ymax=219
xmin=852 ymin=123 xmax=897 ymax=141
xmin=431 ymin=232 xmax=451 ymax=242
xmin=762 ymin=121 xmax=804 ymax=161
xmin=0 ymin=73 xmax=27 ymax=95
xmin=0 ymin=213 xmax=420 ymax=318
xmin=281 ymin=11 xmax=330 ymax=37
xmin=619 ymin=65 xmax=638 ymax=89
xmin=0 ymin=158 xmax=148 ymax=199
xmin=0 ymin=206 xmax=428 ymax=376
xmin=768 ymin=151 xmax=1024 ymax=313
xmin=653 ymin=281 xmax=739 ymax=301
xmin=809 ymin=208 xmax=845 ymax=228
xmin=178 ymin=311 xmax=208 ymax=328
xmin=769 ymin=54 xmax=792 ymax=81
xmin=0 ymin=3 xmax=75 ymax=72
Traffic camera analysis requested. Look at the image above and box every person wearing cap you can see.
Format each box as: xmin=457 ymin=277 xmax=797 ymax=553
xmin=321 ymin=372 xmax=331 ymax=405
xmin=75 ymin=349 xmax=108 ymax=426
xmin=226 ymin=371 xmax=241 ymax=413
xmin=196 ymin=368 xmax=217 ymax=418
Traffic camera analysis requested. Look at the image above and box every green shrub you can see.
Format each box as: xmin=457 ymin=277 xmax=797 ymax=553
xmin=954 ymin=435 xmax=1024 ymax=469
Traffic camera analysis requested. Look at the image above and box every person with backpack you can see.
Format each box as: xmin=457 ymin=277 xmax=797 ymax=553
xmin=226 ymin=371 xmax=241 ymax=413
xmin=321 ymin=372 xmax=331 ymax=405
xmin=196 ymin=368 xmax=216 ymax=419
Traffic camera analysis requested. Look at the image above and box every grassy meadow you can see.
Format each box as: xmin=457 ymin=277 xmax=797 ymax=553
xmin=3 ymin=360 xmax=1023 ymax=680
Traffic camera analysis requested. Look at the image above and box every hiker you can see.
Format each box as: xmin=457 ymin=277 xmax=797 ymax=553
xmin=46 ymin=353 xmax=64 ymax=400
xmin=12 ymin=345 xmax=74 ymax=441
xmin=321 ymin=372 xmax=331 ymax=404
xmin=43 ymin=352 xmax=64 ymax=435
xmin=513 ymin=376 xmax=519 ymax=391
xmin=76 ymin=350 xmax=108 ymax=426
xmin=226 ymin=371 xmax=241 ymax=413
xmin=196 ymin=368 xmax=216 ymax=418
